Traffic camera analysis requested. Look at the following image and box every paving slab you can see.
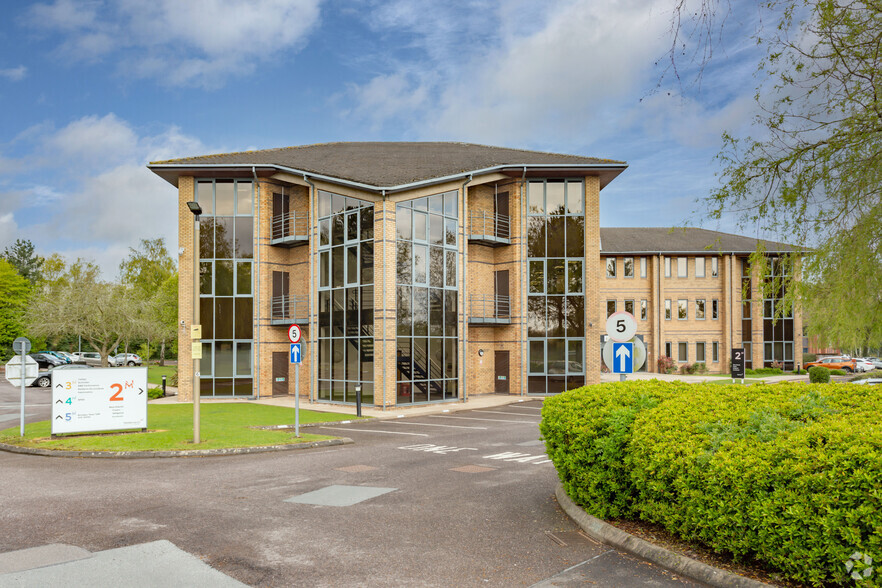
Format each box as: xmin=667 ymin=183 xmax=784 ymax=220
xmin=284 ymin=484 xmax=397 ymax=506
xmin=0 ymin=543 xmax=91 ymax=574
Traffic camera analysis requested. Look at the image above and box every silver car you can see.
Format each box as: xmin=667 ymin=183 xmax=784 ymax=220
xmin=111 ymin=353 xmax=142 ymax=366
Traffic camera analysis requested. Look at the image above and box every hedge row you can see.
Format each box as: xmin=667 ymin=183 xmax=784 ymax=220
xmin=540 ymin=381 xmax=882 ymax=586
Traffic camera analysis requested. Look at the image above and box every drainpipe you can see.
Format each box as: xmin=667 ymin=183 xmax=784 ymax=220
xmin=657 ymin=252 xmax=662 ymax=371
xmin=252 ymin=166 xmax=261 ymax=399
xmin=461 ymin=174 xmax=472 ymax=402
xmin=382 ymin=189 xmax=386 ymax=410
xmin=520 ymin=166 xmax=527 ymax=395
xmin=303 ymin=174 xmax=317 ymax=403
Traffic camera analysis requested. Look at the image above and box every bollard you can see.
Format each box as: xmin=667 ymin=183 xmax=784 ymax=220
xmin=355 ymin=385 xmax=362 ymax=418
xmin=162 ymin=375 xmax=167 ymax=396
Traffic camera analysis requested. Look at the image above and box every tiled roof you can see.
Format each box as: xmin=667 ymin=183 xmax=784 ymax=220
xmin=600 ymin=227 xmax=798 ymax=254
xmin=149 ymin=141 xmax=625 ymax=188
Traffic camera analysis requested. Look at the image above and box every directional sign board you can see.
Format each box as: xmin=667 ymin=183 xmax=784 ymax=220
xmin=4 ymin=355 xmax=38 ymax=387
xmin=606 ymin=311 xmax=637 ymax=342
xmin=612 ymin=342 xmax=634 ymax=374
xmin=12 ymin=337 xmax=31 ymax=355
xmin=51 ymin=367 xmax=148 ymax=435
xmin=290 ymin=343 xmax=302 ymax=364
xmin=731 ymin=348 xmax=746 ymax=379
xmin=288 ymin=324 xmax=302 ymax=344
xmin=602 ymin=337 xmax=646 ymax=372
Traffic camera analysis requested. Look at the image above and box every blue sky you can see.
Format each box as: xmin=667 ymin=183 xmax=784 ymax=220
xmin=0 ymin=0 xmax=771 ymax=276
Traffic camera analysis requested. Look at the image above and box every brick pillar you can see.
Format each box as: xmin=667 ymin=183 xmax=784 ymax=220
xmin=584 ymin=176 xmax=601 ymax=384
xmin=375 ymin=199 xmax=397 ymax=407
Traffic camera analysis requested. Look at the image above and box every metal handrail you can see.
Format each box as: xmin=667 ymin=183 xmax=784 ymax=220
xmin=271 ymin=211 xmax=309 ymax=240
xmin=271 ymin=294 xmax=309 ymax=322
xmin=469 ymin=294 xmax=511 ymax=319
xmin=469 ymin=211 xmax=510 ymax=240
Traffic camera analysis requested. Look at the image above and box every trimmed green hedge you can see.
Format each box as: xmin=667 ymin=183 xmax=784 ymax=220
xmin=541 ymin=382 xmax=882 ymax=586
xmin=809 ymin=366 xmax=831 ymax=383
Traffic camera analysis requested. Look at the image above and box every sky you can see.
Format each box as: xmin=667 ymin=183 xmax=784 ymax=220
xmin=0 ymin=0 xmax=772 ymax=277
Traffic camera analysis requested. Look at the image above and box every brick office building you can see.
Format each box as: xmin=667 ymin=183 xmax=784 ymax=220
xmin=149 ymin=142 xmax=800 ymax=406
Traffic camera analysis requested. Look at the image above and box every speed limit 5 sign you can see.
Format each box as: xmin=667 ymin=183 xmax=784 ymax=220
xmin=606 ymin=311 xmax=637 ymax=342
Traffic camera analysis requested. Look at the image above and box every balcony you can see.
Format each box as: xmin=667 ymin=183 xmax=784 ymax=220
xmin=468 ymin=294 xmax=511 ymax=325
xmin=468 ymin=211 xmax=510 ymax=247
xmin=270 ymin=295 xmax=309 ymax=326
xmin=270 ymin=211 xmax=309 ymax=247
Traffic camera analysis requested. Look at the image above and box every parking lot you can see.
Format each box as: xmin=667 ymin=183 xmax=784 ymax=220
xmin=0 ymin=384 xmax=700 ymax=586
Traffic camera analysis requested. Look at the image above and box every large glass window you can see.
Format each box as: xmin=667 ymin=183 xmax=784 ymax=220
xmin=527 ymin=180 xmax=585 ymax=394
xmin=396 ymin=191 xmax=458 ymax=403
xmin=317 ymin=190 xmax=375 ymax=405
xmin=196 ymin=180 xmax=254 ymax=396
xmin=762 ymin=257 xmax=794 ymax=369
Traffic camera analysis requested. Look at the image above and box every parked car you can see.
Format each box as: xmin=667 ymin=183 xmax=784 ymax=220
xmin=854 ymin=358 xmax=875 ymax=373
xmin=860 ymin=357 xmax=882 ymax=370
xmin=37 ymin=351 xmax=71 ymax=364
xmin=111 ymin=353 xmax=142 ymax=367
xmin=31 ymin=363 xmax=93 ymax=387
xmin=804 ymin=356 xmax=857 ymax=373
xmin=29 ymin=352 xmax=65 ymax=370
xmin=73 ymin=352 xmax=104 ymax=367
xmin=53 ymin=351 xmax=77 ymax=363
xmin=852 ymin=378 xmax=882 ymax=385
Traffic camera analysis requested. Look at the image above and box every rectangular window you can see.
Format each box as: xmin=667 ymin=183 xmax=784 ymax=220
xmin=664 ymin=257 xmax=671 ymax=278
xmin=712 ymin=341 xmax=719 ymax=362
xmin=678 ymin=299 xmax=688 ymax=320
xmin=696 ymin=299 xmax=706 ymax=320
xmin=695 ymin=257 xmax=705 ymax=278
xmin=678 ymin=342 xmax=688 ymax=362
xmin=665 ymin=342 xmax=672 ymax=358
xmin=712 ymin=299 xmax=719 ymax=320
xmin=624 ymin=299 xmax=634 ymax=315
xmin=606 ymin=258 xmax=616 ymax=278
xmin=711 ymin=257 xmax=719 ymax=277
xmin=665 ymin=299 xmax=672 ymax=320
xmin=606 ymin=300 xmax=617 ymax=317
xmin=677 ymin=257 xmax=687 ymax=278
xmin=640 ymin=299 xmax=647 ymax=320
xmin=742 ymin=301 xmax=751 ymax=319
xmin=623 ymin=257 xmax=634 ymax=278
xmin=696 ymin=342 xmax=706 ymax=362
xmin=640 ymin=257 xmax=647 ymax=278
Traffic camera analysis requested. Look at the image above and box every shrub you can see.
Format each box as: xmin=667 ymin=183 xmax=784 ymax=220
xmin=830 ymin=369 xmax=846 ymax=376
xmin=656 ymin=355 xmax=675 ymax=374
xmin=169 ymin=370 xmax=179 ymax=387
xmin=693 ymin=362 xmax=707 ymax=374
xmin=541 ymin=382 xmax=882 ymax=586
xmin=148 ymin=388 xmax=165 ymax=400
xmin=678 ymin=363 xmax=694 ymax=375
xmin=809 ymin=366 xmax=830 ymax=383
xmin=794 ymin=369 xmax=807 ymax=375
xmin=770 ymin=360 xmax=784 ymax=370
xmin=746 ymin=367 xmax=784 ymax=376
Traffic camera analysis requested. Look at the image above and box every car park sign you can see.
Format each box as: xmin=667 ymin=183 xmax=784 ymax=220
xmin=4 ymin=355 xmax=38 ymax=387
xmin=52 ymin=367 xmax=148 ymax=435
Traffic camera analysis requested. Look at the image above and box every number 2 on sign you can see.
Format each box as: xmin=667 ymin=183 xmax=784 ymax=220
xmin=110 ymin=383 xmax=124 ymax=401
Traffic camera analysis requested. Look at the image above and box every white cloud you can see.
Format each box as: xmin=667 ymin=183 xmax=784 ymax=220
xmin=24 ymin=0 xmax=324 ymax=88
xmin=0 ymin=66 xmax=27 ymax=81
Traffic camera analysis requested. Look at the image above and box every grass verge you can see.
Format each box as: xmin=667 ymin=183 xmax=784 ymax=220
xmin=147 ymin=365 xmax=177 ymax=387
xmin=0 ymin=404 xmax=361 ymax=452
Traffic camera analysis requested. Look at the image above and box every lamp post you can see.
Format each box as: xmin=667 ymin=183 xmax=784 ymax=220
xmin=186 ymin=201 xmax=202 ymax=444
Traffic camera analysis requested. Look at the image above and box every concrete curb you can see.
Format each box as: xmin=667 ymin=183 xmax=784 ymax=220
xmin=554 ymin=483 xmax=773 ymax=588
xmin=0 ymin=437 xmax=353 ymax=459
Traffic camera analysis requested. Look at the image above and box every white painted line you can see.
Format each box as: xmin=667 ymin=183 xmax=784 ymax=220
xmin=387 ymin=421 xmax=487 ymax=430
xmin=427 ymin=415 xmax=538 ymax=424
xmin=319 ymin=426 xmax=429 ymax=437
xmin=442 ymin=409 xmax=449 ymax=413
xmin=515 ymin=406 xmax=543 ymax=411
xmin=475 ymin=409 xmax=544 ymax=417
xmin=341 ymin=420 xmax=351 ymax=424
xmin=396 ymin=415 xmax=404 ymax=418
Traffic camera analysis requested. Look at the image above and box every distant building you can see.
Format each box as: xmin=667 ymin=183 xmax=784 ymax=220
xmin=149 ymin=142 xmax=800 ymax=405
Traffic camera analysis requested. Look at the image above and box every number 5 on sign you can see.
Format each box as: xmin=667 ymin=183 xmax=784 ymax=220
xmin=606 ymin=311 xmax=637 ymax=342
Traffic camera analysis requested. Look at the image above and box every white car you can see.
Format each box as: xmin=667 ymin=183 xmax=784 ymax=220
xmin=854 ymin=359 xmax=875 ymax=373
xmin=111 ymin=353 xmax=142 ymax=366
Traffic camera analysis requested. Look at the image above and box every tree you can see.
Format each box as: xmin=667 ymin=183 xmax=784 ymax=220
xmin=119 ymin=238 xmax=176 ymax=298
xmin=671 ymin=1 xmax=882 ymax=348
xmin=25 ymin=258 xmax=140 ymax=367
xmin=2 ymin=239 xmax=44 ymax=284
xmin=146 ymin=273 xmax=179 ymax=366
xmin=0 ymin=259 xmax=31 ymax=361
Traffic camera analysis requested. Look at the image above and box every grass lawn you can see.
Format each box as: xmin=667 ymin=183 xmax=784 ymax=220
xmin=147 ymin=365 xmax=177 ymax=387
xmin=0 ymin=404 xmax=361 ymax=452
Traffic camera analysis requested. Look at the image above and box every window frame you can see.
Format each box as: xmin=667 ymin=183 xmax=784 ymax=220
xmin=623 ymin=257 xmax=634 ymax=278
xmin=712 ymin=298 xmax=719 ymax=320
xmin=677 ymin=257 xmax=688 ymax=278
xmin=677 ymin=299 xmax=688 ymax=320
xmin=606 ymin=257 xmax=616 ymax=278
xmin=678 ymin=342 xmax=688 ymax=363
xmin=664 ymin=299 xmax=672 ymax=320
xmin=640 ymin=257 xmax=647 ymax=278
xmin=640 ymin=299 xmax=647 ymax=320
xmin=696 ymin=341 xmax=706 ymax=363
xmin=695 ymin=299 xmax=706 ymax=320
xmin=695 ymin=257 xmax=706 ymax=278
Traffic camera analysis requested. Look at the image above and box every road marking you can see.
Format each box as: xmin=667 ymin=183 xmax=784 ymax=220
xmin=386 ymin=421 xmax=487 ymax=430
xmin=428 ymin=415 xmax=538 ymax=424
xmin=475 ymin=409 xmax=544 ymax=417
xmin=515 ymin=406 xmax=543 ymax=411
xmin=398 ymin=443 xmax=478 ymax=454
xmin=319 ymin=427 xmax=429 ymax=437
xmin=483 ymin=451 xmax=552 ymax=464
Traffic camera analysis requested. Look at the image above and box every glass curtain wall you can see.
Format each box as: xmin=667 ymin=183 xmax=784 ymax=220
xmin=196 ymin=180 xmax=254 ymax=396
xmin=527 ymin=180 xmax=585 ymax=394
xmin=396 ymin=191 xmax=459 ymax=404
xmin=763 ymin=257 xmax=794 ymax=369
xmin=316 ymin=191 xmax=375 ymax=404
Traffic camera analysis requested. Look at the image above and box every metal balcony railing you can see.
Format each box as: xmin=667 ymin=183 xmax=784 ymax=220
xmin=271 ymin=211 xmax=309 ymax=245
xmin=468 ymin=294 xmax=511 ymax=324
xmin=271 ymin=294 xmax=309 ymax=325
xmin=468 ymin=211 xmax=510 ymax=245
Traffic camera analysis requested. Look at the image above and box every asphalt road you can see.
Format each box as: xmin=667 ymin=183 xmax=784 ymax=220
xmin=0 ymin=383 xmax=702 ymax=587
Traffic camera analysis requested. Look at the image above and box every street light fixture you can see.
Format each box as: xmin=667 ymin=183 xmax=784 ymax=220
xmin=186 ymin=201 xmax=202 ymax=444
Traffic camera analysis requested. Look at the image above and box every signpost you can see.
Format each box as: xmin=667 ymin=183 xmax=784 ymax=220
xmin=5 ymin=337 xmax=36 ymax=436
xmin=606 ymin=311 xmax=638 ymax=342
xmin=51 ymin=367 xmax=148 ymax=435
xmin=603 ymin=312 xmax=644 ymax=380
xmin=612 ymin=342 xmax=633 ymax=374
xmin=289 ymin=324 xmax=302 ymax=437
xmin=731 ymin=347 xmax=746 ymax=384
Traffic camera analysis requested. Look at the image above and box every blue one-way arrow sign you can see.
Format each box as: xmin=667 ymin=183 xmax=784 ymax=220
xmin=612 ymin=342 xmax=633 ymax=374
xmin=290 ymin=343 xmax=302 ymax=364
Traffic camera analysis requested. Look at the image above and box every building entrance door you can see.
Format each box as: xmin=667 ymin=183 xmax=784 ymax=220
xmin=494 ymin=350 xmax=510 ymax=394
xmin=272 ymin=352 xmax=288 ymax=396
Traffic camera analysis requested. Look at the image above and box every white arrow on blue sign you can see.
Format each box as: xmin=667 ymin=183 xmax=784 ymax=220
xmin=290 ymin=343 xmax=302 ymax=364
xmin=612 ymin=342 xmax=633 ymax=374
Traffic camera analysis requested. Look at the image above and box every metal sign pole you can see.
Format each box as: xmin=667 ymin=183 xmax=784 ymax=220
xmin=19 ymin=346 xmax=26 ymax=437
xmin=295 ymin=363 xmax=300 ymax=437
